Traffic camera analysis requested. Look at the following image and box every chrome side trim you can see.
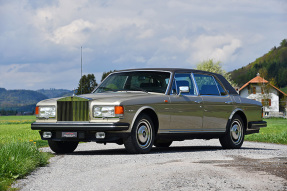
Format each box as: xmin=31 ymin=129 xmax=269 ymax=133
xmin=160 ymin=129 xmax=225 ymax=133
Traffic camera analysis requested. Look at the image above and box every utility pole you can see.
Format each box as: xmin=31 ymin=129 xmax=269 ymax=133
xmin=81 ymin=46 xmax=83 ymax=94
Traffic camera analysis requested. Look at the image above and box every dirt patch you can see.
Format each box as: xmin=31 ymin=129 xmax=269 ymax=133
xmin=197 ymin=156 xmax=287 ymax=180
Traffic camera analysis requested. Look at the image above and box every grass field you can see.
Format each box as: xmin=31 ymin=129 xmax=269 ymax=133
xmin=245 ymin=118 xmax=287 ymax=144
xmin=0 ymin=115 xmax=48 ymax=148
xmin=0 ymin=115 xmax=50 ymax=191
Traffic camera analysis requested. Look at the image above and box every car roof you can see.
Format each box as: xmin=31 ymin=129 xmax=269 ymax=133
xmin=118 ymin=68 xmax=211 ymax=74
xmin=115 ymin=68 xmax=238 ymax=95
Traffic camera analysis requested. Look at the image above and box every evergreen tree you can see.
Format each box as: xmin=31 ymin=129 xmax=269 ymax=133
xmin=280 ymin=39 xmax=287 ymax=47
xmin=76 ymin=74 xmax=98 ymax=95
xmin=101 ymin=70 xmax=116 ymax=82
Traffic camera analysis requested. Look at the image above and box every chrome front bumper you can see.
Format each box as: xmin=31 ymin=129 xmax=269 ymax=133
xmin=31 ymin=122 xmax=130 ymax=131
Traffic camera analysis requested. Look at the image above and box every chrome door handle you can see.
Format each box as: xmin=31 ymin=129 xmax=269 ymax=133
xmin=194 ymin=100 xmax=202 ymax=104
xmin=225 ymin=101 xmax=234 ymax=104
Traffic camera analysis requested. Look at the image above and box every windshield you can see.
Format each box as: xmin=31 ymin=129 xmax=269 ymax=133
xmin=94 ymin=71 xmax=171 ymax=94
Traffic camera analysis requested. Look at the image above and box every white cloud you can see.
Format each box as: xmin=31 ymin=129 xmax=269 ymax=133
xmin=192 ymin=35 xmax=242 ymax=64
xmin=137 ymin=29 xmax=154 ymax=39
xmin=161 ymin=36 xmax=192 ymax=52
xmin=113 ymin=53 xmax=146 ymax=64
xmin=48 ymin=19 xmax=95 ymax=46
xmin=0 ymin=0 xmax=286 ymax=90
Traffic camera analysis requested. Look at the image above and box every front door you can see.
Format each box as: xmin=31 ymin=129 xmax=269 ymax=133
xmin=163 ymin=73 xmax=203 ymax=133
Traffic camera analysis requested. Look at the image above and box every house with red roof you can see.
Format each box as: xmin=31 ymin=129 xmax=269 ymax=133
xmin=238 ymin=73 xmax=287 ymax=117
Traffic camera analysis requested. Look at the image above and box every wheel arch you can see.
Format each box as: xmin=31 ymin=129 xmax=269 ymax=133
xmin=228 ymin=108 xmax=247 ymax=131
xmin=131 ymin=106 xmax=159 ymax=135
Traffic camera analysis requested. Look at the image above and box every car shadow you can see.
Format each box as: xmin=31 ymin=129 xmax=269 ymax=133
xmin=62 ymin=145 xmax=275 ymax=156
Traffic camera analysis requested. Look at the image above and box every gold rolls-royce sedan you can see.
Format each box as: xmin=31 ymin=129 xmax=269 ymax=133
xmin=31 ymin=68 xmax=266 ymax=154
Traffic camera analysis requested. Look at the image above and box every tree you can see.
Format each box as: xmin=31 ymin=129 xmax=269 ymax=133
xmin=260 ymin=82 xmax=272 ymax=109
xmin=280 ymin=39 xmax=287 ymax=47
xmin=101 ymin=70 xmax=116 ymax=82
xmin=196 ymin=59 xmax=236 ymax=86
xmin=76 ymin=74 xmax=98 ymax=95
xmin=258 ymin=68 xmax=268 ymax=80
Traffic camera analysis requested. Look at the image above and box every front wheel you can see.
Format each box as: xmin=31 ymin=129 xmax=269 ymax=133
xmin=48 ymin=140 xmax=79 ymax=154
xmin=219 ymin=115 xmax=245 ymax=149
xmin=124 ymin=114 xmax=155 ymax=154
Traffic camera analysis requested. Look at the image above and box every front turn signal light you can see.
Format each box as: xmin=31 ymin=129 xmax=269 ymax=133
xmin=35 ymin=106 xmax=39 ymax=115
xmin=115 ymin=106 xmax=124 ymax=115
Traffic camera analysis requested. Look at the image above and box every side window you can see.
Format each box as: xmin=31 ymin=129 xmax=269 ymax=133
xmin=214 ymin=78 xmax=227 ymax=96
xmin=193 ymin=74 xmax=220 ymax=96
xmin=172 ymin=73 xmax=196 ymax=95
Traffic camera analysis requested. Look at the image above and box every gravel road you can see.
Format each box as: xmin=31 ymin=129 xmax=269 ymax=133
xmin=13 ymin=140 xmax=287 ymax=191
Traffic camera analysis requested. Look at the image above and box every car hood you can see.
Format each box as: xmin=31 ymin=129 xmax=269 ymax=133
xmin=37 ymin=92 xmax=164 ymax=106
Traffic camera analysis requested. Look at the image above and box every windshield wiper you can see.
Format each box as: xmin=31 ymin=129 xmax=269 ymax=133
xmin=97 ymin=87 xmax=117 ymax=92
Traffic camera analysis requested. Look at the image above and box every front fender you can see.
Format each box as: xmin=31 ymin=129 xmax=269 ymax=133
xmin=130 ymin=106 xmax=157 ymax=130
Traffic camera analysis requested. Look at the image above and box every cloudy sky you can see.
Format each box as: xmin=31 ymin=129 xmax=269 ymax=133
xmin=0 ymin=0 xmax=286 ymax=90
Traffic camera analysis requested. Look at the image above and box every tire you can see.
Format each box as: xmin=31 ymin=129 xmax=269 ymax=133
xmin=48 ymin=140 xmax=79 ymax=154
xmin=124 ymin=114 xmax=155 ymax=154
xmin=219 ymin=114 xmax=245 ymax=149
xmin=154 ymin=140 xmax=173 ymax=148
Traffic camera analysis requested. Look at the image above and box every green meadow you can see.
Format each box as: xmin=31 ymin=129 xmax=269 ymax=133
xmin=245 ymin=118 xmax=287 ymax=145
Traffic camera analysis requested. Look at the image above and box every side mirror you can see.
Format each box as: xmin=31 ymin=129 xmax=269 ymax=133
xmin=179 ymin=86 xmax=189 ymax=96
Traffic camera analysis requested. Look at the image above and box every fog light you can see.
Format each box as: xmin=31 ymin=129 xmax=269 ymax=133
xmin=96 ymin=132 xmax=105 ymax=139
xmin=43 ymin=132 xmax=52 ymax=138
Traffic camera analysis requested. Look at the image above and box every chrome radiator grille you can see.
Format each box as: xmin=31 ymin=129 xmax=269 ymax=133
xmin=57 ymin=98 xmax=89 ymax=121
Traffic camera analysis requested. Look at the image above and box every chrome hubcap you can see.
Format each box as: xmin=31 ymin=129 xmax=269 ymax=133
xmin=230 ymin=120 xmax=243 ymax=145
xmin=136 ymin=119 xmax=152 ymax=149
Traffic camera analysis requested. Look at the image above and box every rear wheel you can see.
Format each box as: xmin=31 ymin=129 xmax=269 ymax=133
xmin=219 ymin=115 xmax=245 ymax=149
xmin=124 ymin=114 xmax=155 ymax=154
xmin=48 ymin=140 xmax=79 ymax=154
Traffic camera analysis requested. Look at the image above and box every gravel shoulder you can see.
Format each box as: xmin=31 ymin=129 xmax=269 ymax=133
xmin=13 ymin=140 xmax=287 ymax=191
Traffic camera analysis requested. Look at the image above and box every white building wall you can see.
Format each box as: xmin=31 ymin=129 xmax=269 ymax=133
xmin=240 ymin=88 xmax=249 ymax=98
xmin=264 ymin=88 xmax=279 ymax=113
xmin=239 ymin=84 xmax=280 ymax=116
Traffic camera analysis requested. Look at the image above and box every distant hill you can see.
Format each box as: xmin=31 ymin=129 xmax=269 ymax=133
xmin=230 ymin=39 xmax=287 ymax=89
xmin=37 ymin=89 xmax=73 ymax=98
xmin=0 ymin=88 xmax=72 ymax=115
xmin=0 ymin=88 xmax=48 ymax=114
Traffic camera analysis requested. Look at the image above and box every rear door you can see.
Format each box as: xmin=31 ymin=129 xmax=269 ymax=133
xmin=193 ymin=73 xmax=234 ymax=132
